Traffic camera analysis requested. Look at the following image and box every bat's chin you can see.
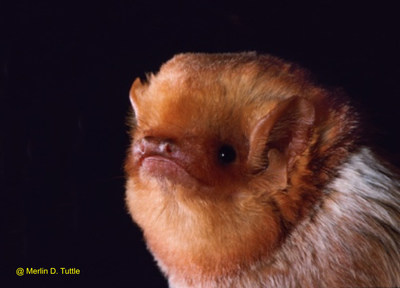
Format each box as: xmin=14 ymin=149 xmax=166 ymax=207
xmin=140 ymin=155 xmax=200 ymax=186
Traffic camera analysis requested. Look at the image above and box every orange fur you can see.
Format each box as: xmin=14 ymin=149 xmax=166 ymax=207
xmin=125 ymin=52 xmax=400 ymax=287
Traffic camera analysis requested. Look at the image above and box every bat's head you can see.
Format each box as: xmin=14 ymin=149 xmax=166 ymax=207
xmin=125 ymin=52 xmax=357 ymax=278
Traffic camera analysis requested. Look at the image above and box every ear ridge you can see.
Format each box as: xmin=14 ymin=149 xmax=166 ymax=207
xmin=129 ymin=78 xmax=145 ymax=121
xmin=248 ymin=96 xmax=315 ymax=174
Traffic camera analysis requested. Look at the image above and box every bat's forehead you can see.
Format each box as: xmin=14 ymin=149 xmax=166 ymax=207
xmin=145 ymin=72 xmax=255 ymax=126
xmin=141 ymin=78 xmax=249 ymax=138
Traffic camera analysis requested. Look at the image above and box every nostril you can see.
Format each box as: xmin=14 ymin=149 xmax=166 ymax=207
xmin=160 ymin=142 xmax=172 ymax=153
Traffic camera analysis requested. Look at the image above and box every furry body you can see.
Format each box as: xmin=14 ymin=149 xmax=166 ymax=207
xmin=125 ymin=53 xmax=400 ymax=287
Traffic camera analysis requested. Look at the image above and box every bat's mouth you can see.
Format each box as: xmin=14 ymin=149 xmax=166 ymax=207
xmin=139 ymin=155 xmax=204 ymax=186
xmin=132 ymin=137 xmax=212 ymax=187
xmin=141 ymin=155 xmax=188 ymax=176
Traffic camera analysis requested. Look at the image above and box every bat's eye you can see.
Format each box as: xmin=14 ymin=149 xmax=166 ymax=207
xmin=218 ymin=144 xmax=236 ymax=165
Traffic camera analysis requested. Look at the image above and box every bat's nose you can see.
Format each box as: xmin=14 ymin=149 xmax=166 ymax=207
xmin=136 ymin=136 xmax=177 ymax=157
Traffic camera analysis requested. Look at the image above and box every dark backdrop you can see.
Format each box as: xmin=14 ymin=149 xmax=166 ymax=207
xmin=1 ymin=1 xmax=399 ymax=287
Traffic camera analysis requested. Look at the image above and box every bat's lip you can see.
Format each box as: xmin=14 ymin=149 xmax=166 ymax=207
xmin=141 ymin=155 xmax=187 ymax=173
xmin=139 ymin=155 xmax=203 ymax=186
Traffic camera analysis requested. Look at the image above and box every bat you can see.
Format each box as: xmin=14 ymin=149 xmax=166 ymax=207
xmin=125 ymin=52 xmax=400 ymax=287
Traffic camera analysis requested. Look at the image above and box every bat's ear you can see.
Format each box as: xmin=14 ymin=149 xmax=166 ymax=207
xmin=247 ymin=96 xmax=315 ymax=180
xmin=129 ymin=78 xmax=144 ymax=120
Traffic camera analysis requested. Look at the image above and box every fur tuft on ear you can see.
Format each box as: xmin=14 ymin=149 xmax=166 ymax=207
xmin=248 ymin=96 xmax=315 ymax=175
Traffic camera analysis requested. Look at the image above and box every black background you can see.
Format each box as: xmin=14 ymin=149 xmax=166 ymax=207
xmin=1 ymin=1 xmax=399 ymax=287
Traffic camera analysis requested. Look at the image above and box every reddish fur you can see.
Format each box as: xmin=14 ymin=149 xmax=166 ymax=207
xmin=125 ymin=52 xmax=400 ymax=287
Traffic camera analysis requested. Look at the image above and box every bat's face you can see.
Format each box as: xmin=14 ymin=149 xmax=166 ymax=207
xmin=127 ymin=75 xmax=263 ymax=194
xmin=125 ymin=53 xmax=334 ymax=276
